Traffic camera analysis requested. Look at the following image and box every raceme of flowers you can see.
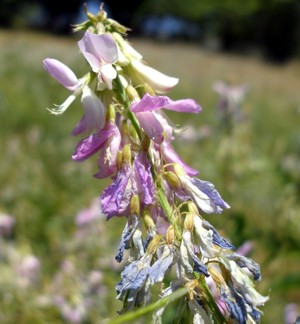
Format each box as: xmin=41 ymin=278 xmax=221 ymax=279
xmin=43 ymin=8 xmax=268 ymax=323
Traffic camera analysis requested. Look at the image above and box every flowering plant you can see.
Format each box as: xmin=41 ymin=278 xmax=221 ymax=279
xmin=43 ymin=6 xmax=268 ymax=323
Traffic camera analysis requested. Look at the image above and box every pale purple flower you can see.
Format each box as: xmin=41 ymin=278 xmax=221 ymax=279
xmin=284 ymin=303 xmax=299 ymax=324
xmin=78 ymin=31 xmax=118 ymax=90
xmin=59 ymin=301 xmax=86 ymax=324
xmin=75 ymin=198 xmax=102 ymax=226
xmin=0 ymin=213 xmax=15 ymax=237
xmin=43 ymin=58 xmax=85 ymax=114
xmin=94 ymin=123 xmax=121 ymax=179
xmin=228 ymin=253 xmax=261 ymax=281
xmin=43 ymin=58 xmax=81 ymax=91
xmin=116 ymin=254 xmax=152 ymax=300
xmin=16 ymin=255 xmax=40 ymax=287
xmin=72 ymin=121 xmax=116 ymax=161
xmin=181 ymin=230 xmax=209 ymax=277
xmin=72 ymin=86 xmax=106 ymax=135
xmin=179 ymin=175 xmax=230 ymax=214
xmin=115 ymin=215 xmax=139 ymax=263
xmin=213 ymin=80 xmax=248 ymax=122
xmin=133 ymin=152 xmax=155 ymax=205
xmin=160 ymin=141 xmax=198 ymax=176
xmin=130 ymin=93 xmax=201 ymax=144
xmin=100 ymin=151 xmax=155 ymax=218
xmin=148 ymin=245 xmax=175 ymax=284
xmin=100 ymin=163 xmax=133 ymax=218
xmin=236 ymin=240 xmax=253 ymax=256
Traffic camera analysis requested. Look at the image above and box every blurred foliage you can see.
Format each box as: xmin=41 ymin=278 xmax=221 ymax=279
xmin=0 ymin=30 xmax=300 ymax=322
xmin=1 ymin=0 xmax=300 ymax=61
xmin=137 ymin=0 xmax=300 ymax=62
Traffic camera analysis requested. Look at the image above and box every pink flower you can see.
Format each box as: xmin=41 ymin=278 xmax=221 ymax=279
xmin=72 ymin=121 xmax=116 ymax=161
xmin=130 ymin=93 xmax=201 ymax=144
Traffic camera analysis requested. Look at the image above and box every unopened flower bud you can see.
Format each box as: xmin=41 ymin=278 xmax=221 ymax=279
xmin=164 ymin=171 xmax=180 ymax=189
xmin=142 ymin=209 xmax=155 ymax=230
xmin=106 ymin=104 xmax=116 ymax=122
xmin=96 ymin=22 xmax=105 ymax=34
xmin=184 ymin=212 xmax=194 ymax=232
xmin=173 ymin=163 xmax=186 ymax=177
xmin=208 ymin=266 xmax=225 ymax=287
xmin=113 ymin=32 xmax=142 ymax=61
xmin=146 ymin=235 xmax=160 ymax=255
xmin=131 ymin=59 xmax=179 ymax=94
xmin=122 ymin=144 xmax=131 ymax=164
xmin=166 ymin=225 xmax=175 ymax=244
xmin=107 ymin=18 xmax=129 ymax=34
xmin=187 ymin=201 xmax=199 ymax=215
xmin=130 ymin=194 xmax=140 ymax=215
xmin=116 ymin=151 xmax=122 ymax=169
xmin=126 ymin=85 xmax=140 ymax=101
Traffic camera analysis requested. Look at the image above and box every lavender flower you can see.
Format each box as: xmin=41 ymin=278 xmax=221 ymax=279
xmin=43 ymin=7 xmax=268 ymax=323
xmin=78 ymin=31 xmax=118 ymax=90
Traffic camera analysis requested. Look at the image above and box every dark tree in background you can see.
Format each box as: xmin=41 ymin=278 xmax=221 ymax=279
xmin=1 ymin=0 xmax=300 ymax=62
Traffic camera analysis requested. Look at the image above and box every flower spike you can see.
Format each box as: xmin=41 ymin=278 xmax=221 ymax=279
xmin=43 ymin=6 xmax=268 ymax=323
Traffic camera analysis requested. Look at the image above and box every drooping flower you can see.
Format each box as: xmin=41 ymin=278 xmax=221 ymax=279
xmin=100 ymin=162 xmax=133 ymax=218
xmin=130 ymin=93 xmax=201 ymax=144
xmin=131 ymin=59 xmax=179 ymax=93
xmin=160 ymin=141 xmax=199 ymax=176
xmin=72 ymin=121 xmax=116 ymax=161
xmin=94 ymin=122 xmax=121 ymax=179
xmin=72 ymin=86 xmax=107 ymax=135
xmin=43 ymin=58 xmax=81 ymax=91
xmin=179 ymin=173 xmax=230 ymax=214
xmin=43 ymin=58 xmax=86 ymax=114
xmin=133 ymin=151 xmax=155 ymax=206
xmin=78 ymin=31 xmax=118 ymax=90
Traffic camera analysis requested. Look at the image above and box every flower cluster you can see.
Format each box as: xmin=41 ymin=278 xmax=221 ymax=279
xmin=43 ymin=7 xmax=268 ymax=323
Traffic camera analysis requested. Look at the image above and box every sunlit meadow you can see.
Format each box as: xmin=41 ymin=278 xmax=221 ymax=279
xmin=0 ymin=28 xmax=300 ymax=323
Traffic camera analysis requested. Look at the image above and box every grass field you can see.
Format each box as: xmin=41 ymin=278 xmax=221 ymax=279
xmin=0 ymin=29 xmax=300 ymax=323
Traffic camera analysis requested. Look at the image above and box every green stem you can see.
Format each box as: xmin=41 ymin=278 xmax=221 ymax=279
xmin=114 ymin=74 xmax=180 ymax=238
xmin=157 ymin=185 xmax=181 ymax=239
xmin=107 ymin=286 xmax=189 ymax=324
xmin=200 ymin=277 xmax=226 ymax=323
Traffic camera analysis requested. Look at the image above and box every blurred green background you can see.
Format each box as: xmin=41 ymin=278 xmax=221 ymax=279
xmin=0 ymin=0 xmax=300 ymax=323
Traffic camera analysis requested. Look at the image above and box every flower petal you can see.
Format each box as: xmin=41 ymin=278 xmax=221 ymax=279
xmin=81 ymin=86 xmax=106 ymax=131
xmin=100 ymin=163 xmax=132 ymax=218
xmin=149 ymin=246 xmax=174 ymax=284
xmin=134 ymin=152 xmax=155 ymax=205
xmin=72 ymin=122 xmax=115 ymax=161
xmin=100 ymin=64 xmax=117 ymax=90
xmin=130 ymin=93 xmax=201 ymax=114
xmin=43 ymin=58 xmax=79 ymax=91
xmin=131 ymin=59 xmax=178 ymax=93
xmin=94 ymin=124 xmax=121 ymax=179
xmin=190 ymin=178 xmax=230 ymax=212
xmin=78 ymin=32 xmax=118 ymax=72
xmin=161 ymin=141 xmax=199 ymax=176
xmin=135 ymin=111 xmax=164 ymax=144
xmin=115 ymin=215 xmax=139 ymax=263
